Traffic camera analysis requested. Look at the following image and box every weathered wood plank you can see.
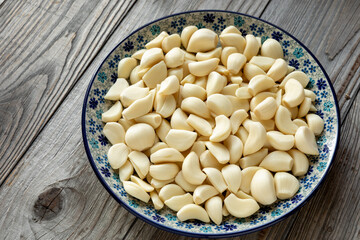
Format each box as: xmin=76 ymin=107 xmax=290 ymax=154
xmin=0 ymin=0 xmax=136 ymax=185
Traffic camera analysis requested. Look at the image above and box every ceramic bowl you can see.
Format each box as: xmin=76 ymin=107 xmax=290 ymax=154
xmin=82 ymin=10 xmax=340 ymax=238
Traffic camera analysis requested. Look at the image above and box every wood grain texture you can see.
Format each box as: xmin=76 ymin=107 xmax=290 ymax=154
xmin=0 ymin=0 xmax=136 ymax=185
xmin=0 ymin=0 xmax=359 ymax=239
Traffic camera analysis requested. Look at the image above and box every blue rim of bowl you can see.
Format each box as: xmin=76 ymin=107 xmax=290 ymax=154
xmin=81 ymin=10 xmax=340 ymax=238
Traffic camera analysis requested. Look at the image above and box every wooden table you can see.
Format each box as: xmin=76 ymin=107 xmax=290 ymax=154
xmin=0 ymin=0 xmax=359 ymax=239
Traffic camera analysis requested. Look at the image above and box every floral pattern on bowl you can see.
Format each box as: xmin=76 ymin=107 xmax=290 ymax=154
xmin=82 ymin=10 xmax=340 ymax=238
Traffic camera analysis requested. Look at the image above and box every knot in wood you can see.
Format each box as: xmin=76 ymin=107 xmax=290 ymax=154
xmin=33 ymin=187 xmax=63 ymax=221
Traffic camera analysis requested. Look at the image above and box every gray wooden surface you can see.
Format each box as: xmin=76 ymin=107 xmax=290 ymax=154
xmin=0 ymin=0 xmax=359 ymax=239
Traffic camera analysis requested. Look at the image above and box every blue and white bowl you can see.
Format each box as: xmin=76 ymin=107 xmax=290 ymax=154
xmin=82 ymin=10 xmax=340 ymax=238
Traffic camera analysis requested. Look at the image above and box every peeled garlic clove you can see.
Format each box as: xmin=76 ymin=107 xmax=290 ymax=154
xmin=239 ymin=148 xmax=268 ymax=169
xmin=187 ymin=28 xmax=218 ymax=52
xmin=230 ymin=109 xmax=248 ymax=134
xmin=221 ymin=84 xmax=239 ymax=96
xmin=150 ymin=191 xmax=164 ymax=210
xmin=181 ymin=73 xmax=196 ymax=85
xmin=134 ymin=113 xmax=162 ymax=129
xmin=130 ymin=66 xmax=141 ymax=84
xmin=203 ymin=168 xmax=227 ymax=193
xmin=298 ymin=97 xmax=312 ymax=118
xmin=267 ymin=131 xmax=295 ymax=151
xmin=304 ymin=89 xmax=316 ymax=102
xmin=191 ymin=141 xmax=206 ymax=158
xmin=132 ymin=49 xmax=146 ymax=60
xmin=150 ymin=178 xmax=174 ymax=189
xmin=105 ymin=78 xmax=129 ymax=100
xmin=122 ymin=90 xmax=155 ymax=120
xmin=267 ymin=58 xmax=288 ymax=81
xmin=164 ymin=47 xmax=185 ymax=68
xmin=158 ymin=184 xmax=185 ymax=202
xmin=145 ymin=31 xmax=168 ymax=49
xmin=251 ymin=113 xmax=275 ymax=131
xmin=243 ymin=121 xmax=266 ymax=156
xmin=224 ymin=193 xmax=259 ymax=218
xmin=177 ymin=204 xmax=210 ymax=223
xmin=261 ymin=39 xmax=283 ymax=59
xmin=186 ymin=114 xmax=212 ymax=136
xmin=143 ymin=60 xmax=167 ymax=88
xmin=236 ymin=126 xmax=249 ymax=146
xmin=306 ymin=113 xmax=324 ymax=136
xmin=181 ymin=97 xmax=210 ymax=119
xmin=235 ymin=190 xmax=255 ymax=200
xmin=249 ymin=92 xmax=276 ymax=111
xmin=253 ymin=97 xmax=277 ymax=120
xmin=194 ymin=76 xmax=207 ymax=89
xmin=188 ymin=58 xmax=219 ymax=77
xmin=283 ymin=78 xmax=305 ymax=107
xmin=120 ymin=86 xmax=149 ymax=107
xmin=118 ymin=57 xmax=137 ymax=79
xmin=128 ymin=151 xmax=150 ymax=179
xmin=165 ymin=193 xmax=194 ymax=212
xmin=156 ymin=119 xmax=171 ymax=142
xmin=103 ymin=122 xmax=125 ymax=144
xmin=182 ymin=152 xmax=206 ymax=185
xmin=288 ymin=149 xmax=309 ymax=176
xmin=227 ymin=53 xmax=247 ymax=75
xmin=295 ymin=126 xmax=319 ymax=155
xmin=108 ymin=143 xmax=129 ymax=169
xmin=168 ymin=67 xmax=183 ymax=81
xmin=123 ymin=181 xmax=150 ymax=203
xmin=221 ymin=26 xmax=241 ymax=35
xmin=206 ymin=71 xmax=227 ymax=96
xmin=206 ymin=94 xmax=233 ymax=117
xmin=102 ymin=101 xmax=123 ymax=122
xmin=274 ymin=172 xmax=300 ymax=200
xmin=248 ymin=75 xmax=275 ymax=96
xmin=193 ymin=185 xmax=219 ymax=204
xmin=165 ymin=129 xmax=197 ymax=152
xmin=150 ymin=148 xmax=184 ymax=163
xmin=250 ymin=169 xmax=277 ymax=205
xmin=249 ymin=56 xmax=275 ymax=71
xmin=119 ymin=160 xmax=133 ymax=181
xmin=209 ymin=115 xmax=231 ymax=142
xmin=175 ymin=170 xmax=198 ymax=192
xmin=140 ymin=48 xmax=164 ymax=69
xmin=275 ymin=105 xmax=299 ymax=135
xmin=220 ymin=46 xmax=238 ymax=67
xmin=205 ymin=196 xmax=223 ymax=225
xmin=220 ymin=33 xmax=246 ymax=52
xmin=222 ymin=164 xmax=242 ymax=193
xmin=260 ymin=151 xmax=294 ymax=172
xmin=293 ymin=118 xmax=308 ymax=128
xmin=200 ymin=150 xmax=225 ymax=170
xmin=155 ymin=94 xmax=176 ymax=118
xmin=196 ymin=47 xmax=222 ymax=61
xmin=240 ymin=166 xmax=262 ymax=194
xmin=243 ymin=35 xmax=260 ymax=61
xmin=244 ymin=63 xmax=267 ymax=81
xmin=181 ymin=26 xmax=198 ymax=49
xmin=224 ymin=135 xmax=243 ymax=164
xmin=158 ymin=75 xmax=180 ymax=95
xmin=281 ymin=71 xmax=310 ymax=88
xmin=149 ymin=163 xmax=179 ymax=181
xmin=182 ymin=83 xmax=206 ymax=100
xmin=131 ymin=175 xmax=154 ymax=192
xmin=162 ymin=34 xmax=181 ymax=53
xmin=235 ymin=87 xmax=252 ymax=99
xmin=205 ymin=142 xmax=230 ymax=164
xmin=125 ymin=123 xmax=155 ymax=151
xmin=171 ymin=108 xmax=194 ymax=131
